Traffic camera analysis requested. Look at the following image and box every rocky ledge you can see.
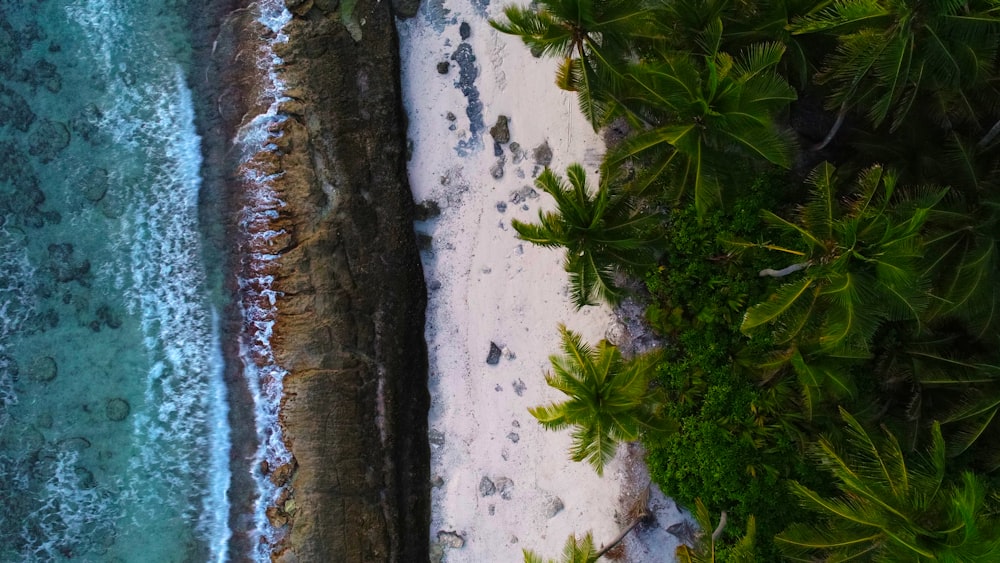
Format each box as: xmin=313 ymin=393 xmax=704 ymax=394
xmin=190 ymin=0 xmax=430 ymax=561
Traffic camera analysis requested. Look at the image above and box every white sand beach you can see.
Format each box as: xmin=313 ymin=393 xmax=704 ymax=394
xmin=397 ymin=2 xmax=693 ymax=561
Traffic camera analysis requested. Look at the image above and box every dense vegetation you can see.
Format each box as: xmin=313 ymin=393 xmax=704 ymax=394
xmin=493 ymin=0 xmax=1000 ymax=560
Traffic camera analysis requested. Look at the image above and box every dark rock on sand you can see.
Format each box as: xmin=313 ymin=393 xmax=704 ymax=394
xmin=487 ymin=342 xmax=502 ymax=364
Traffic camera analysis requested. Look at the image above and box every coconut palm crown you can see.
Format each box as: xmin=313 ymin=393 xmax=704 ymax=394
xmin=529 ymin=325 xmax=673 ymax=475
xmin=512 ymin=164 xmax=661 ymax=308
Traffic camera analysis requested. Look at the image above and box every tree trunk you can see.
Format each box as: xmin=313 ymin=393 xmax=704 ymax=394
xmin=759 ymin=262 xmax=810 ymax=277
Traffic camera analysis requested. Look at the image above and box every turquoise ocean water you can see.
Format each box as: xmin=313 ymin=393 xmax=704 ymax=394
xmin=0 ymin=0 xmax=232 ymax=560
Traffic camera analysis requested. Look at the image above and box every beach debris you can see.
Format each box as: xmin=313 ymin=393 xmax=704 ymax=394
xmin=506 ymin=432 xmax=519 ymax=443
xmin=502 ymin=346 xmax=516 ymax=360
xmin=510 ymin=185 xmax=539 ymax=204
xmin=511 ymin=378 xmax=526 ymax=396
xmin=28 ymin=355 xmax=57 ymax=382
xmin=486 ymin=342 xmax=502 ymax=364
xmin=489 ymin=115 xmax=510 ymax=144
xmin=479 ymin=476 xmax=496 ymax=497
xmin=545 ymin=496 xmax=565 ymax=518
xmin=105 ymin=398 xmax=130 ymax=422
xmin=437 ymin=530 xmax=466 ymax=549
xmin=667 ymin=520 xmax=699 ymax=546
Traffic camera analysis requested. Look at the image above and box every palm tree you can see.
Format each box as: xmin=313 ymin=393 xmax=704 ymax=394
xmin=675 ymin=498 xmax=758 ymax=563
xmin=790 ymin=0 xmax=1000 ymax=141
xmin=490 ymin=0 xmax=659 ymax=128
xmin=732 ymin=162 xmax=945 ymax=355
xmin=604 ymin=20 xmax=797 ymax=216
xmin=529 ymin=325 xmax=673 ymax=475
xmin=523 ymin=533 xmax=598 ymax=563
xmin=776 ymin=408 xmax=1000 ymax=561
xmin=512 ymin=164 xmax=661 ymax=308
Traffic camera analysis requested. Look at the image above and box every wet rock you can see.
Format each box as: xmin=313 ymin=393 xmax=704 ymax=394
xmin=495 ymin=476 xmax=514 ymax=500
xmin=46 ymin=243 xmax=90 ymax=284
xmin=0 ymin=23 xmax=20 ymax=77
xmin=96 ymin=303 xmax=123 ymax=329
xmin=28 ymin=355 xmax=57 ymax=383
xmin=486 ymin=342 xmax=502 ymax=365
xmin=545 ymin=496 xmax=564 ymax=518
xmin=0 ymin=86 xmax=34 ymax=132
xmin=430 ymin=474 xmax=444 ymax=488
xmin=105 ymin=398 xmax=130 ymax=422
xmin=533 ymin=141 xmax=553 ymax=167
xmin=269 ymin=460 xmax=296 ymax=487
xmin=479 ymin=476 xmax=496 ymax=497
xmin=436 ymin=61 xmax=450 ymax=74
xmin=416 ymin=232 xmax=433 ymax=251
xmin=285 ymin=0 xmax=315 ymax=16
xmin=27 ymin=119 xmax=70 ymax=163
xmin=489 ymin=115 xmax=510 ymax=144
xmin=459 ymin=21 xmax=471 ymax=40
xmin=74 ymin=465 xmax=96 ymax=489
xmin=414 ymin=199 xmax=441 ymax=220
xmin=266 ymin=505 xmax=290 ymax=527
xmin=446 ymin=111 xmax=456 ymax=121
xmin=450 ymin=43 xmax=484 ymax=155
xmin=81 ymin=168 xmax=109 ymax=203
xmin=70 ymin=104 xmax=104 ymax=144
xmin=30 ymin=59 xmax=61 ymax=93
xmin=437 ymin=530 xmax=466 ymax=548
xmin=58 ymin=436 xmax=92 ymax=452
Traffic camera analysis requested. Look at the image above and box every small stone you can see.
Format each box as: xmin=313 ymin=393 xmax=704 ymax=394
xmin=502 ymin=347 xmax=515 ymax=360
xmin=488 ymin=504 xmax=495 ymax=515
xmin=105 ymin=398 xmax=130 ymax=421
xmin=428 ymin=280 xmax=442 ymax=291
xmin=479 ymin=476 xmax=496 ymax=497
xmin=431 ymin=475 xmax=444 ymax=488
xmin=429 ymin=428 xmax=446 ymax=447
xmin=437 ymin=61 xmax=450 ymax=74
xmin=545 ymin=496 xmax=565 ymax=518
xmin=437 ymin=530 xmax=466 ymax=549
xmin=512 ymin=379 xmax=526 ymax=396
xmin=496 ymin=477 xmax=514 ymax=500
xmin=507 ymin=432 xmax=519 ymax=443
xmin=512 ymin=420 xmax=520 ymax=428
xmin=459 ymin=21 xmax=471 ymax=40
xmin=28 ymin=356 xmax=57 ymax=382
xmin=494 ymin=384 xmax=502 ymax=392
xmin=490 ymin=160 xmax=504 ymax=179
xmin=496 ymin=201 xmax=507 ymax=213
xmin=510 ymin=535 xmax=519 ymax=544
xmin=486 ymin=342 xmax=502 ymax=365
xmin=446 ymin=112 xmax=456 ymax=121
xmin=532 ymin=141 xmax=553 ymax=167
xmin=489 ymin=115 xmax=510 ymax=144
xmin=481 ymin=266 xmax=492 ymax=274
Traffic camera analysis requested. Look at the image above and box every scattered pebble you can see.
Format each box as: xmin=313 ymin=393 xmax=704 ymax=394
xmin=479 ymin=476 xmax=496 ymax=497
xmin=511 ymin=379 xmax=526 ymax=396
xmin=437 ymin=61 xmax=450 ymax=74
xmin=486 ymin=342 xmax=502 ymax=365
xmin=506 ymin=432 xmax=519 ymax=443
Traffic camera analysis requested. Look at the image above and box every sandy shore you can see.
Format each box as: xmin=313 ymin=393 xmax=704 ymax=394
xmin=397 ymin=2 xmax=692 ymax=560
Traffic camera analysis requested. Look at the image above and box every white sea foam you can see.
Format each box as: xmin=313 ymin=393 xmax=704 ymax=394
xmin=232 ymin=1 xmax=299 ymax=559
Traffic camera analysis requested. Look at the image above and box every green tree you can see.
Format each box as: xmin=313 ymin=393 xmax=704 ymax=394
xmin=733 ymin=162 xmax=945 ymax=355
xmin=490 ymin=0 xmax=658 ymax=128
xmin=530 ymin=325 xmax=673 ymax=475
xmin=512 ymin=164 xmax=661 ymax=308
xmin=777 ymin=408 xmax=1000 ymax=561
xmin=790 ymin=0 xmax=1000 ymax=139
xmin=605 ymin=20 xmax=797 ymax=216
